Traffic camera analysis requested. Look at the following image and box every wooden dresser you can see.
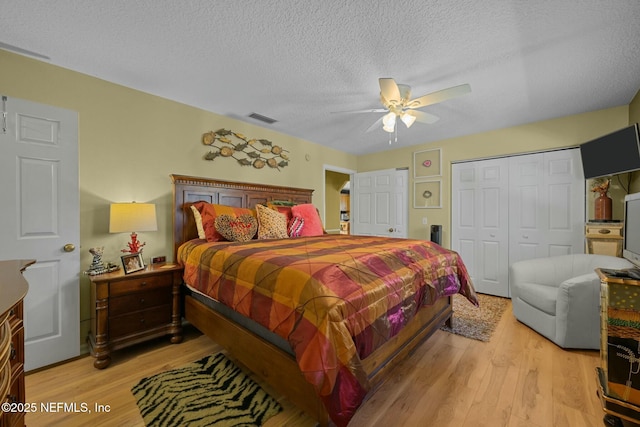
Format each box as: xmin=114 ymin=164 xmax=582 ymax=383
xmin=596 ymin=268 xmax=640 ymax=425
xmin=88 ymin=263 xmax=183 ymax=369
xmin=0 ymin=260 xmax=33 ymax=427
xmin=585 ymin=221 xmax=624 ymax=257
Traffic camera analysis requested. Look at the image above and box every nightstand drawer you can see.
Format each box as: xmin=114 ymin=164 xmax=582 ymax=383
xmin=109 ymin=305 xmax=172 ymax=338
xmin=109 ymin=291 xmax=172 ymax=317
xmin=585 ymin=224 xmax=623 ymax=237
xmin=110 ymin=273 xmax=172 ymax=296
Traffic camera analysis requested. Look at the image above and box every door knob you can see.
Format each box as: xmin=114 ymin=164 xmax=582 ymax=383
xmin=388 ymin=228 xmax=394 ymax=233
xmin=63 ymin=243 xmax=76 ymax=252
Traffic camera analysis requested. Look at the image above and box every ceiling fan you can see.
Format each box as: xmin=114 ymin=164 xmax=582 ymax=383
xmin=336 ymin=78 xmax=471 ymax=135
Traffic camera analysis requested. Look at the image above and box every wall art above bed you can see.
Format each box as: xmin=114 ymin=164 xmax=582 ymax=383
xmin=202 ymin=128 xmax=290 ymax=170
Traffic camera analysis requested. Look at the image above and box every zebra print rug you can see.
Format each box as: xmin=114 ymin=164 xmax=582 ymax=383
xmin=132 ymin=353 xmax=282 ymax=426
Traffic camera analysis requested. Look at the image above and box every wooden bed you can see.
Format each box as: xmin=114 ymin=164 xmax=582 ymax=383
xmin=171 ymin=174 xmax=453 ymax=426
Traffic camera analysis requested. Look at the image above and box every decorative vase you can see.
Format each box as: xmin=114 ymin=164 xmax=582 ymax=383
xmin=594 ymin=194 xmax=612 ymax=221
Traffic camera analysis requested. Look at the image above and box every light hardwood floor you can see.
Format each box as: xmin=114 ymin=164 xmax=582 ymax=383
xmin=25 ymin=299 xmax=615 ymax=427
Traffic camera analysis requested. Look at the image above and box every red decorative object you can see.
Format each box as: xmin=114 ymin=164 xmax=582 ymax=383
xmin=422 ymin=160 xmax=432 ymax=167
xmin=122 ymin=232 xmax=146 ymax=253
xmin=594 ymin=195 xmax=613 ymax=221
xmin=591 ymin=179 xmax=612 ymax=221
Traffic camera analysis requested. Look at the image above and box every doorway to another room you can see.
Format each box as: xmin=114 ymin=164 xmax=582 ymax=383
xmin=324 ymin=168 xmax=353 ymax=235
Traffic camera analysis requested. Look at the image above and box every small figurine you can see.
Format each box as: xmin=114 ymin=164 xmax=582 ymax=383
xmin=84 ymin=247 xmax=119 ymax=275
xmin=88 ymin=247 xmax=105 ymax=271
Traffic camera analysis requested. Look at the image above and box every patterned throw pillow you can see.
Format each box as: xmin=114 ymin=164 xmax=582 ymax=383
xmin=288 ymin=216 xmax=305 ymax=237
xmin=191 ymin=202 xmax=256 ymax=242
xmin=256 ymin=204 xmax=288 ymax=239
xmin=214 ymin=214 xmax=258 ymax=242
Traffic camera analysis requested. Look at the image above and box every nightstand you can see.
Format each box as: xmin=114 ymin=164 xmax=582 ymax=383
xmin=585 ymin=221 xmax=623 ymax=257
xmin=87 ymin=263 xmax=183 ymax=369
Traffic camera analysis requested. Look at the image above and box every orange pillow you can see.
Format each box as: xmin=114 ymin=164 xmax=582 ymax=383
xmin=267 ymin=203 xmax=293 ymax=221
xmin=290 ymin=204 xmax=324 ymax=236
xmin=192 ymin=202 xmax=256 ymax=242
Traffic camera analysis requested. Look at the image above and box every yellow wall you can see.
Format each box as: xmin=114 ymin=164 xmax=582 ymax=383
xmin=358 ymin=106 xmax=630 ymax=245
xmin=0 ymin=50 xmax=357 ymax=345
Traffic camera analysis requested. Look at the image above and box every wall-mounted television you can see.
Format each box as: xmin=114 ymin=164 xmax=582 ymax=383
xmin=580 ymin=123 xmax=640 ymax=179
xmin=624 ymin=192 xmax=640 ymax=268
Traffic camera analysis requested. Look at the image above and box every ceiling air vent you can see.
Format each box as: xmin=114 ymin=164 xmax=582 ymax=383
xmin=248 ymin=112 xmax=277 ymax=124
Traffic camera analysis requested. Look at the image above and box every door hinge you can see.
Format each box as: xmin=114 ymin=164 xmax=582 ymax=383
xmin=1 ymin=96 xmax=7 ymax=134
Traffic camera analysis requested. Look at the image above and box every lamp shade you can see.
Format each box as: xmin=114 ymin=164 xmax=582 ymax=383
xmin=400 ymin=112 xmax=417 ymax=128
xmin=109 ymin=203 xmax=158 ymax=233
xmin=382 ymin=112 xmax=396 ymax=133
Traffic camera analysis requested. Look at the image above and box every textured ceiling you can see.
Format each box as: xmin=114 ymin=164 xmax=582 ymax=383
xmin=2 ymin=1 xmax=640 ymax=155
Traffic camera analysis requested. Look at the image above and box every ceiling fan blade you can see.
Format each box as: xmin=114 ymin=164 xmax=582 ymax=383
xmin=408 ymin=110 xmax=440 ymax=124
xmin=407 ymin=83 xmax=471 ymax=109
xmin=365 ymin=116 xmax=385 ymax=133
xmin=330 ymin=108 xmax=388 ymax=114
xmin=379 ymin=78 xmax=402 ymax=105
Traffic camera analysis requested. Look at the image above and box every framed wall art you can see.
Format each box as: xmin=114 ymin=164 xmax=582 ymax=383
xmin=413 ymin=148 xmax=441 ymax=178
xmin=414 ymin=180 xmax=442 ymax=209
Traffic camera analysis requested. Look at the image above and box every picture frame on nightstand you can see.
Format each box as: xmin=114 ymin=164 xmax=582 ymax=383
xmin=121 ymin=252 xmax=145 ymax=274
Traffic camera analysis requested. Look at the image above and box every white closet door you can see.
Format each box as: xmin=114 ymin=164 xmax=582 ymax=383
xmin=509 ymin=149 xmax=585 ymax=264
xmin=451 ymin=159 xmax=510 ymax=297
xmin=452 ymin=148 xmax=585 ymax=298
xmin=508 ymin=153 xmax=545 ymax=261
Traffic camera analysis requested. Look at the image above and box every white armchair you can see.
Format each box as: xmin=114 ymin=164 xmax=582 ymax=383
xmin=509 ymin=254 xmax=634 ymax=349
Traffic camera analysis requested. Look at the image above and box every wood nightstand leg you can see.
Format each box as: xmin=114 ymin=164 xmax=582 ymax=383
xmin=170 ymin=279 xmax=183 ymax=344
xmin=87 ymin=333 xmax=111 ymax=369
xmin=93 ymin=354 xmax=111 ymax=369
xmin=90 ymin=294 xmax=111 ymax=369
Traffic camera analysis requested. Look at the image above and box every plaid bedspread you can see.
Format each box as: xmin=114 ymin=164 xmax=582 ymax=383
xmin=179 ymin=234 xmax=477 ymax=426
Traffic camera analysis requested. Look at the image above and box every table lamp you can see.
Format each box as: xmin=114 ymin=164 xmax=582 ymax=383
xmin=109 ymin=202 xmax=158 ymax=253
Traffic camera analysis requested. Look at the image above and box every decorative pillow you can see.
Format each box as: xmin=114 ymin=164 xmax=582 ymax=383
xmin=190 ymin=205 xmax=206 ymax=239
xmin=267 ymin=202 xmax=294 ymax=221
xmin=290 ymin=204 xmax=324 ymax=236
xmin=256 ymin=204 xmax=288 ymax=239
xmin=288 ymin=216 xmax=305 ymax=237
xmin=192 ymin=202 xmax=256 ymax=242
xmin=214 ymin=214 xmax=258 ymax=242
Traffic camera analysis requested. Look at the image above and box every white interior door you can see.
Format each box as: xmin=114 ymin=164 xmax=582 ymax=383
xmin=0 ymin=96 xmax=80 ymax=371
xmin=509 ymin=149 xmax=585 ymax=263
xmin=452 ymin=148 xmax=585 ymax=298
xmin=352 ymin=168 xmax=408 ymax=238
xmin=451 ymin=159 xmax=510 ymax=297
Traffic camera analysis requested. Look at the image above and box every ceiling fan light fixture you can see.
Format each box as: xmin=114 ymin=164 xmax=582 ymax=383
xmin=382 ymin=112 xmax=396 ymax=132
xmin=400 ymin=112 xmax=416 ymax=128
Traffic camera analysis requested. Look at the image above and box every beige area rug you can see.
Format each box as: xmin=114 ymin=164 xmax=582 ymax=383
xmin=440 ymin=293 xmax=509 ymax=342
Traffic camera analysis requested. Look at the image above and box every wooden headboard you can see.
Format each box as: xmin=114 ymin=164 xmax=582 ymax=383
xmin=171 ymin=174 xmax=314 ymax=259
